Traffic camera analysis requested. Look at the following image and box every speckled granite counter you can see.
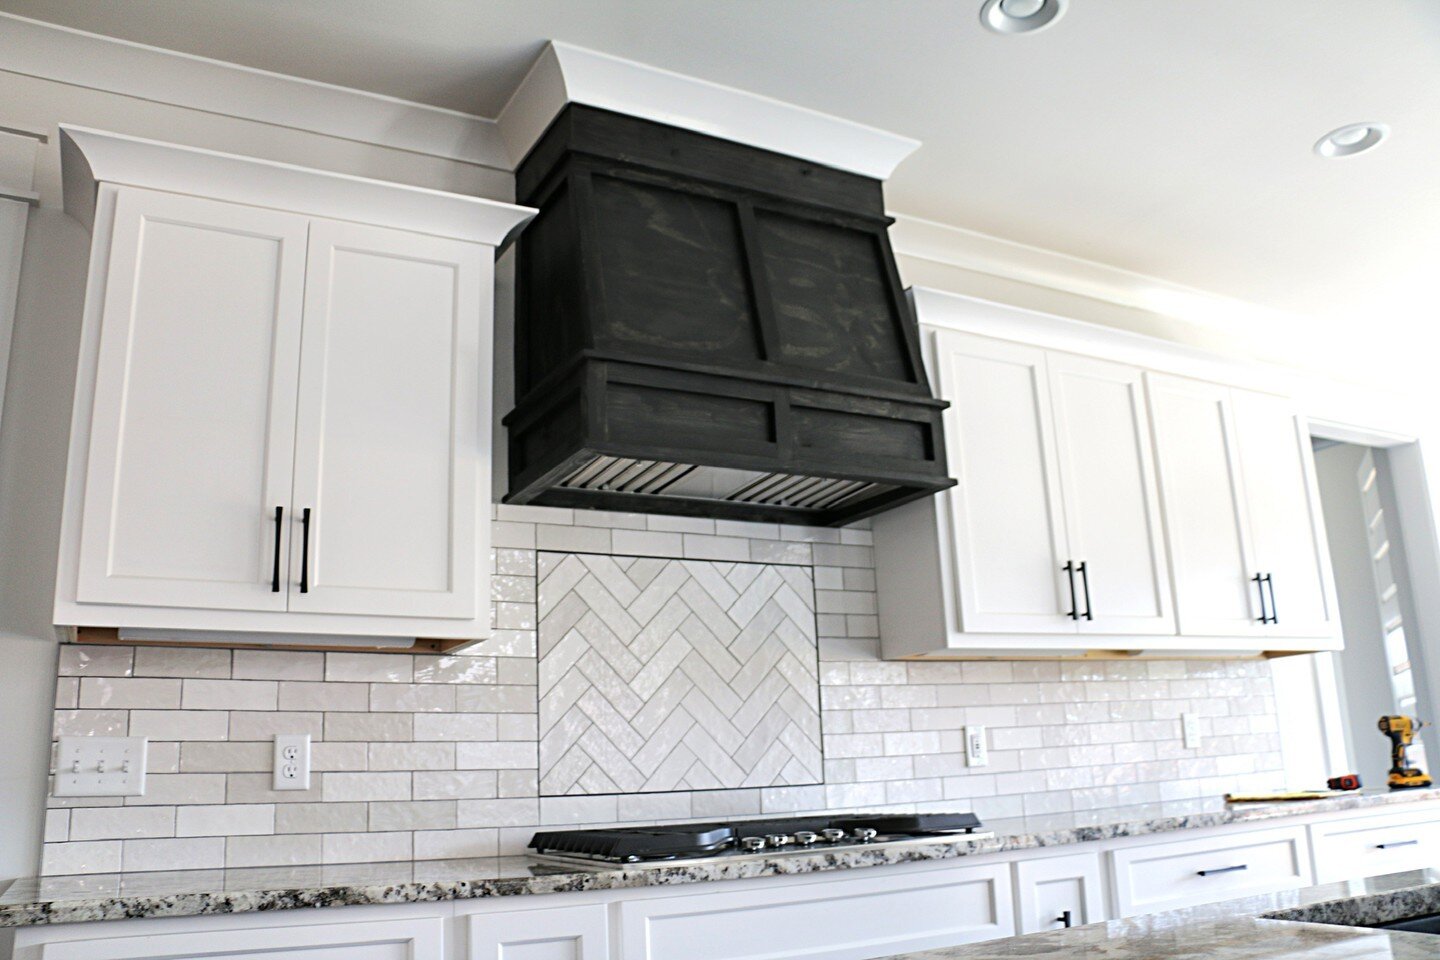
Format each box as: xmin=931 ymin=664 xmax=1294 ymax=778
xmin=877 ymin=869 xmax=1440 ymax=959
xmin=3 ymin=788 xmax=1438 ymax=928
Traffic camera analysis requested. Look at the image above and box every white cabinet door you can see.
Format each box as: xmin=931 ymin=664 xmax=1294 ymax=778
xmin=1047 ymin=353 xmax=1174 ymax=636
xmin=932 ymin=329 xmax=1074 ymax=634
xmin=1231 ymin=390 xmax=1339 ymax=640
xmin=469 ymin=904 xmax=609 ymax=959
xmin=287 ymin=219 xmax=485 ymax=620
xmin=1013 ymin=853 xmax=1107 ymax=934
xmin=75 ymin=187 xmax=307 ymax=612
xmin=1146 ymin=373 xmax=1264 ymax=637
xmin=28 ymin=917 xmax=443 ymax=959
xmin=617 ymin=863 xmax=1014 ymax=960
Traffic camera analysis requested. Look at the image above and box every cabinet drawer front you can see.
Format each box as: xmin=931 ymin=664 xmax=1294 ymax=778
xmin=1311 ymin=812 xmax=1440 ymax=883
xmin=76 ymin=187 xmax=308 ymax=612
xmin=1111 ymin=827 xmax=1310 ymax=916
xmin=618 ymin=862 xmax=1013 ymax=960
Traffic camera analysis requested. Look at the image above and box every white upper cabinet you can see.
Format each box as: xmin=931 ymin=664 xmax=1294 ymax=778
xmin=55 ymin=127 xmax=533 ymax=646
xmin=287 ymin=220 xmax=484 ymax=621
xmin=74 ymin=188 xmax=308 ymax=614
xmin=1146 ymin=373 xmax=1264 ymax=638
xmin=933 ymin=331 xmax=1072 ymax=634
xmin=1228 ymin=389 xmax=1339 ymax=639
xmin=1047 ymin=352 xmax=1173 ymax=636
xmin=874 ymin=289 xmax=1340 ymax=658
xmin=1148 ymin=374 xmax=1338 ymax=644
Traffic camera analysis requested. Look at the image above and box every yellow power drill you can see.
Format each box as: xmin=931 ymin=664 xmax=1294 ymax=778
xmin=1378 ymin=715 xmax=1433 ymax=789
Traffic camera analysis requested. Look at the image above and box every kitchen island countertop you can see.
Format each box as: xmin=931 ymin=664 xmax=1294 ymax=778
xmin=878 ymin=868 xmax=1440 ymax=959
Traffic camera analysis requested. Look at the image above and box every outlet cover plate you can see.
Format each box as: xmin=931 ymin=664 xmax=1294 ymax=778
xmin=273 ymin=734 xmax=311 ymax=790
xmin=1182 ymin=712 xmax=1202 ymax=750
xmin=53 ymin=736 xmax=147 ymax=796
xmin=965 ymin=725 xmax=989 ymax=767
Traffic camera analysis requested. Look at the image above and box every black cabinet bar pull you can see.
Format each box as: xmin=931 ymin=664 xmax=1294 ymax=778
xmin=1057 ymin=910 xmax=1074 ymax=928
xmin=270 ymin=506 xmax=283 ymax=593
xmin=299 ymin=507 xmax=312 ymax=594
xmin=1197 ymin=864 xmax=1248 ymax=877
xmin=1252 ymin=573 xmax=1269 ymax=623
xmin=1078 ymin=561 xmax=1093 ymax=621
xmin=1264 ymin=573 xmax=1278 ymax=624
xmin=1063 ymin=561 xmax=1079 ymax=620
xmin=1377 ymin=840 xmax=1418 ymax=849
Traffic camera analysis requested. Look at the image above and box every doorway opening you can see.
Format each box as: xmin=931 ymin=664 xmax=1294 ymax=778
xmin=1271 ymin=434 xmax=1437 ymax=789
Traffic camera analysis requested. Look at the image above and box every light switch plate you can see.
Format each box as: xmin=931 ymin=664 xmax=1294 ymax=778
xmin=53 ymin=736 xmax=147 ymax=796
xmin=273 ymin=734 xmax=311 ymax=790
xmin=1181 ymin=712 xmax=1202 ymax=750
xmin=965 ymin=725 xmax=989 ymax=767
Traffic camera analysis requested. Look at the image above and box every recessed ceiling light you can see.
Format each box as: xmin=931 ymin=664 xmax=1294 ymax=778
xmin=1314 ymin=123 xmax=1389 ymax=158
xmin=980 ymin=0 xmax=1067 ymax=34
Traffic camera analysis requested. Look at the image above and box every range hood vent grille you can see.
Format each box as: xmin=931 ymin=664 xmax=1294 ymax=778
xmin=504 ymin=105 xmax=954 ymax=526
xmin=558 ymin=455 xmax=889 ymax=513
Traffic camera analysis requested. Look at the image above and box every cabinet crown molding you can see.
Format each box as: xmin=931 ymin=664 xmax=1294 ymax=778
xmin=59 ymin=125 xmax=535 ymax=247
xmin=496 ymin=41 xmax=921 ymax=178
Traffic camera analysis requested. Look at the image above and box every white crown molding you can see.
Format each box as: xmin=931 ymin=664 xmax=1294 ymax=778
xmin=889 ymin=212 xmax=1308 ymax=345
xmin=0 ymin=12 xmax=508 ymax=169
xmin=60 ymin=125 xmax=535 ymax=247
xmin=497 ymin=41 xmax=921 ymax=178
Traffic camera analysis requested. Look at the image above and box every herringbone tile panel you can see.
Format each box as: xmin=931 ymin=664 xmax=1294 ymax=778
xmin=538 ymin=553 xmax=822 ymax=796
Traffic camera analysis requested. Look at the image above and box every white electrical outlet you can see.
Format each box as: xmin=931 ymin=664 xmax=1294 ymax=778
xmin=273 ymin=734 xmax=311 ymax=790
xmin=965 ymin=725 xmax=989 ymax=767
xmin=1181 ymin=712 xmax=1202 ymax=750
xmin=53 ymin=736 xmax=147 ymax=797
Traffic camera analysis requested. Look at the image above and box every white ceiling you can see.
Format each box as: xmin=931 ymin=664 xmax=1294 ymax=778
xmin=4 ymin=0 xmax=1439 ymax=331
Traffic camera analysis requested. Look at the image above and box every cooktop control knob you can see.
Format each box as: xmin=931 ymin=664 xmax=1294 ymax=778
xmin=740 ymin=836 xmax=766 ymax=852
xmin=851 ymin=827 xmax=878 ymax=842
xmin=821 ymin=828 xmax=847 ymax=843
xmin=765 ymin=834 xmax=794 ymax=847
xmin=794 ymin=831 xmax=818 ymax=845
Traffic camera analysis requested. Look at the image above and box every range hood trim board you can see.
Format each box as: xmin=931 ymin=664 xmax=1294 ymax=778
xmin=506 ymin=105 xmax=954 ymax=525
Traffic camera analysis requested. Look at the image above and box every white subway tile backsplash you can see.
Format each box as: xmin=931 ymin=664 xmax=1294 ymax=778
xmin=41 ymin=508 xmax=1285 ymax=875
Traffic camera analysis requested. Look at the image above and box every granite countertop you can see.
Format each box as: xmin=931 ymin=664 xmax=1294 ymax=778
xmin=878 ymin=869 xmax=1440 ymax=959
xmin=3 ymin=788 xmax=1439 ymax=928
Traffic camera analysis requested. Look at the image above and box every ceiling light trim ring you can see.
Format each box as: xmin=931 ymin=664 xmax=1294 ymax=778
xmin=980 ymin=0 xmax=1067 ymax=34
xmin=1314 ymin=123 xmax=1390 ymax=159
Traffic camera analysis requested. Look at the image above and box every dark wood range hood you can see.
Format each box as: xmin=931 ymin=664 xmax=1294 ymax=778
xmin=502 ymin=105 xmax=955 ymax=526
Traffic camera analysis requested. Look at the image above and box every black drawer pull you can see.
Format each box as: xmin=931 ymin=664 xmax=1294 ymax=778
xmin=1078 ymin=560 xmax=1093 ymax=621
xmin=1197 ymin=864 xmax=1248 ymax=877
xmin=270 ymin=506 xmax=283 ymax=592
xmin=299 ymin=507 xmax=312 ymax=594
xmin=1377 ymin=840 xmax=1419 ymax=849
xmin=1264 ymin=573 xmax=1278 ymax=624
xmin=1057 ymin=909 xmax=1074 ymax=928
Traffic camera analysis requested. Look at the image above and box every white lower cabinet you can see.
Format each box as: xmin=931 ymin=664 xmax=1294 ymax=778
xmin=1309 ymin=808 xmax=1440 ymax=883
xmin=1109 ymin=826 xmax=1312 ymax=917
xmin=615 ymin=861 xmax=1014 ymax=960
xmin=1013 ymin=852 xmax=1107 ymax=933
xmin=24 ymin=917 xmax=443 ymax=960
xmin=468 ymin=903 xmax=610 ymax=959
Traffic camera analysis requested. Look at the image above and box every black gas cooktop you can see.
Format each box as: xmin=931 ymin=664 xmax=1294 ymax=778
xmin=529 ymin=812 xmax=987 ymax=865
